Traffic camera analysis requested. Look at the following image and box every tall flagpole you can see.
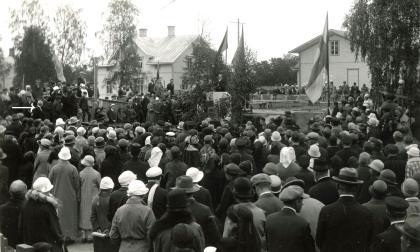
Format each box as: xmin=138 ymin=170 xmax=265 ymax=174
xmin=326 ymin=13 xmax=330 ymax=115
xmin=225 ymin=27 xmax=228 ymax=64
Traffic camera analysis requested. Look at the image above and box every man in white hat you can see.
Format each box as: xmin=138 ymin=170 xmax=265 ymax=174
xmin=406 ymin=146 xmax=420 ymax=178
xmin=110 ymin=180 xmax=155 ymax=252
xmin=108 ymin=171 xmax=137 ymax=221
xmin=186 ymin=167 xmax=213 ymax=211
xmin=49 ymin=147 xmax=80 ymax=242
xmin=144 ymin=167 xmax=167 ymax=219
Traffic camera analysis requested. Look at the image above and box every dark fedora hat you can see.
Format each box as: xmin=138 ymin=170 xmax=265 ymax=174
xmin=172 ymin=176 xmax=199 ymax=193
xmin=95 ymin=137 xmax=105 ymax=148
xmin=396 ymin=213 xmax=420 ymax=242
xmin=64 ymin=135 xmax=75 ymax=145
xmin=333 ymin=167 xmax=363 ymax=185
xmin=378 ymin=169 xmax=398 ymax=185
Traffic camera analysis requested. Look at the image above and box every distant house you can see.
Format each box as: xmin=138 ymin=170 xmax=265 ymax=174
xmin=289 ymin=29 xmax=371 ymax=88
xmin=96 ymin=26 xmax=200 ymax=99
xmin=0 ymin=48 xmax=16 ymax=90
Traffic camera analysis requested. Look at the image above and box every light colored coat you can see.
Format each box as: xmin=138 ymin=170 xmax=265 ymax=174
xmin=110 ymin=196 xmax=156 ymax=252
xmin=49 ymin=159 xmax=80 ymax=239
xmin=298 ymin=194 xmax=324 ymax=251
xmin=79 ymin=166 xmax=101 ymax=230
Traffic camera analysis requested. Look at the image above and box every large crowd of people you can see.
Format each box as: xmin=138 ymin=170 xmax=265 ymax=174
xmin=0 ymin=80 xmax=419 ymax=252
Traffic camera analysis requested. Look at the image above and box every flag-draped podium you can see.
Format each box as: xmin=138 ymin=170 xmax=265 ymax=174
xmin=305 ymin=14 xmax=329 ymax=104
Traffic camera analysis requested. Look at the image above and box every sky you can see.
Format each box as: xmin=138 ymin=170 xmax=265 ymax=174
xmin=0 ymin=0 xmax=356 ymax=62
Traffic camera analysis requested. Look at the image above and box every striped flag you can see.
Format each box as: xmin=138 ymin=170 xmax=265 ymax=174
xmin=305 ymin=14 xmax=329 ymax=103
xmin=232 ymin=26 xmax=244 ymax=66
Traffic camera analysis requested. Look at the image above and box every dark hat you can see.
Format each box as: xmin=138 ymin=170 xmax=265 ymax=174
xmin=225 ymin=163 xmax=246 ymax=176
xmin=64 ymin=135 xmax=75 ymax=145
xmin=385 ymin=196 xmax=409 ymax=214
xmin=95 ymin=137 xmax=105 ymax=147
xmin=333 ymin=167 xmax=363 ymax=185
xmin=204 ymin=135 xmax=213 ymax=143
xmin=239 ymin=160 xmax=252 ymax=175
xmin=379 ymin=169 xmax=398 ymax=185
xmin=250 ymin=173 xmax=271 ymax=186
xmin=157 ymin=120 xmax=165 ymax=127
xmin=167 ymin=189 xmax=188 ymax=211
xmin=32 ymin=242 xmax=53 ymax=252
xmin=263 ymin=162 xmax=278 ymax=175
xmin=396 ymin=213 xmax=420 ymax=242
xmin=118 ymin=139 xmax=129 ymax=148
xmin=170 ymin=146 xmax=181 ymax=154
xmin=310 ymin=122 xmax=321 ymax=131
xmin=341 ymin=134 xmax=353 ymax=145
xmin=313 ymin=158 xmax=329 ymax=172
xmin=233 ymin=177 xmax=254 ymax=200
xmin=173 ymin=176 xmax=199 ymax=193
xmin=235 ymin=137 xmax=249 ymax=148
xmin=281 ymin=176 xmax=305 ymax=191
xmin=171 ymin=223 xmax=195 ymax=249
xmin=285 ymin=111 xmax=292 ymax=117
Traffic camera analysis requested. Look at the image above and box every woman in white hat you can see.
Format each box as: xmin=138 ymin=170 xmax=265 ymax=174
xmin=109 ymin=180 xmax=155 ymax=252
xmin=49 ymin=147 xmax=80 ymax=243
xmin=20 ymin=177 xmax=63 ymax=251
xmin=79 ymin=155 xmax=101 ymax=243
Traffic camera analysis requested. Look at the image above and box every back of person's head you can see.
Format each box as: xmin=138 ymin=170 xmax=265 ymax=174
xmin=130 ymin=143 xmax=141 ymax=157
xmin=393 ymin=131 xmax=404 ymax=142
xmin=347 ymin=156 xmax=359 ymax=168
xmin=404 ymin=135 xmax=414 ymax=145
xmin=328 ymin=135 xmax=337 ymax=146
xmin=384 ymin=144 xmax=399 ymax=156
xmin=151 ymin=136 xmax=160 ymax=147
xmin=270 ymin=142 xmax=281 ymax=154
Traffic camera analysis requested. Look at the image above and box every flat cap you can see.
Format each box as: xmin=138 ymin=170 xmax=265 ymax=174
xmin=385 ymin=196 xmax=409 ymax=213
xmin=279 ymin=185 xmax=303 ymax=202
xmin=250 ymin=173 xmax=271 ymax=186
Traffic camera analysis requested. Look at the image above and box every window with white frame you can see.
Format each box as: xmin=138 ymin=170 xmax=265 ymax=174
xmin=330 ymin=40 xmax=339 ymax=55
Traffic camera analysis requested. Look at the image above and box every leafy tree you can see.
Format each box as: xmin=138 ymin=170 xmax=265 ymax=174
xmin=343 ymin=0 xmax=420 ymax=95
xmin=0 ymin=37 xmax=12 ymax=83
xmin=52 ymin=5 xmax=86 ymax=67
xmin=13 ymin=26 xmax=56 ymax=87
xmin=98 ymin=0 xmax=139 ymax=60
xmin=181 ymin=38 xmax=229 ymax=116
xmin=229 ymin=30 xmax=256 ymax=124
xmin=9 ymin=0 xmax=50 ymax=47
xmin=109 ymin=35 xmax=143 ymax=91
xmin=253 ymin=54 xmax=298 ymax=87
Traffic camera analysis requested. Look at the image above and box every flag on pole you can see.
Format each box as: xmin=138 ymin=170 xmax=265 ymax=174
xmin=305 ymin=14 xmax=329 ymax=103
xmin=218 ymin=28 xmax=228 ymax=54
xmin=52 ymin=54 xmax=66 ymax=82
xmin=232 ymin=26 xmax=244 ymax=66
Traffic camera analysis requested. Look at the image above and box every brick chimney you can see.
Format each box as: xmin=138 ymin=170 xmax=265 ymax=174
xmin=167 ymin=26 xmax=175 ymax=37
xmin=139 ymin=28 xmax=147 ymax=37
xmin=9 ymin=48 xmax=14 ymax=57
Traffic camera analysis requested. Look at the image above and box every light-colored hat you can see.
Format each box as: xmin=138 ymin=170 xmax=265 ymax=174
xmin=54 ymin=126 xmax=64 ymax=135
xmin=204 ymin=247 xmax=217 ymax=252
xmin=271 ymin=131 xmax=281 ymax=142
xmin=127 ymin=180 xmax=149 ymax=196
xmin=0 ymin=125 xmax=6 ymax=134
xmin=368 ymin=159 xmax=384 ymax=173
xmin=368 ymin=117 xmax=379 ymax=127
xmin=250 ymin=173 xmax=271 ymax=186
xmin=33 ymin=177 xmax=54 ymax=193
xmin=100 ymin=177 xmax=114 ymax=190
xmin=53 ymin=86 xmax=60 ymax=91
xmin=107 ymin=130 xmax=117 ymax=140
xmin=336 ymin=112 xmax=343 ymax=119
xmin=118 ymin=171 xmax=137 ymax=186
xmin=186 ymin=167 xmax=204 ymax=183
xmin=177 ymin=121 xmax=185 ymax=130
xmin=402 ymin=178 xmax=419 ymax=197
xmin=55 ymin=118 xmax=65 ymax=126
xmin=135 ymin=126 xmax=145 ymax=134
xmin=407 ymin=146 xmax=420 ymax=157
xmin=92 ymin=127 xmax=100 ymax=134
xmin=368 ymin=113 xmax=377 ymax=119
xmin=269 ymin=175 xmax=282 ymax=194
xmin=58 ymin=147 xmax=71 ymax=160
xmin=40 ymin=138 xmax=51 ymax=147
xmin=77 ymin=127 xmax=86 ymax=136
xmin=146 ymin=167 xmax=163 ymax=178
xmin=308 ymin=144 xmax=321 ymax=158
xmin=106 ymin=127 xmax=114 ymax=132
xmin=81 ymin=155 xmax=95 ymax=167
xmin=279 ymin=185 xmax=303 ymax=202
xmin=166 ymin=132 xmax=176 ymax=137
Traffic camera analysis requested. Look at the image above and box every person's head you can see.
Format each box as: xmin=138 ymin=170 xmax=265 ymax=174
xmin=393 ymin=131 xmax=404 ymax=142
xmin=171 ymin=223 xmax=196 ymax=251
xmin=368 ymin=159 xmax=384 ymax=176
xmin=146 ymin=167 xmax=163 ymax=183
xmin=9 ymin=180 xmax=27 ymax=200
xmin=233 ymin=177 xmax=254 ymax=202
xmin=359 ymin=152 xmax=371 ymax=167
xmin=397 ymin=213 xmax=420 ymax=252
xmin=369 ymin=180 xmax=387 ymax=200
xmin=100 ymin=177 xmax=114 ymax=192
xmin=333 ymin=167 xmax=363 ymax=196
xmin=279 ymin=185 xmax=304 ymax=212
xmin=129 ymin=143 xmax=141 ymax=158
xmin=32 ymin=177 xmax=53 ymax=195
xmin=401 ymin=178 xmax=419 ymax=198
xmin=118 ymin=171 xmax=137 ymax=187
xmin=171 ymin=146 xmax=182 ymax=160
xmin=127 ymin=180 xmax=149 ymax=198
xmin=250 ymin=173 xmax=272 ymax=195
xmin=407 ymin=146 xmax=420 ymax=159
xmin=384 ymin=144 xmax=399 ymax=157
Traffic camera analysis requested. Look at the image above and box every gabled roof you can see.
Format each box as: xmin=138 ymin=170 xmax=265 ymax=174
xmin=289 ymin=29 xmax=347 ymax=54
xmin=135 ymin=35 xmax=200 ymax=64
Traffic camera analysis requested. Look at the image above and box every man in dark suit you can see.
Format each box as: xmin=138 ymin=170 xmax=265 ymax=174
xmin=107 ymin=171 xmax=137 ymax=221
xmin=371 ymin=196 xmax=409 ymax=252
xmin=308 ymin=159 xmax=339 ymax=205
xmin=31 ymin=100 xmax=45 ymax=120
xmin=266 ymin=185 xmax=315 ymax=252
xmin=144 ymin=167 xmax=167 ymax=220
xmin=334 ymin=134 xmax=358 ymax=165
xmin=363 ymin=180 xmax=390 ymax=237
xmin=122 ymin=143 xmax=149 ymax=182
xmin=174 ymin=176 xmax=220 ymax=247
xmin=251 ymin=173 xmax=283 ymax=216
xmin=316 ymin=168 xmax=374 ymax=252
